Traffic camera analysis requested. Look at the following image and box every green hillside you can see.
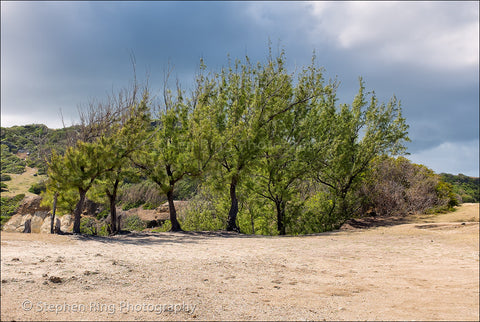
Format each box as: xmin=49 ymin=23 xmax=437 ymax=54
xmin=440 ymin=173 xmax=480 ymax=203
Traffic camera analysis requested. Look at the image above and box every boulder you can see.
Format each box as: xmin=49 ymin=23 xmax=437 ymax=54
xmin=2 ymin=214 xmax=24 ymax=232
xmin=16 ymin=195 xmax=49 ymax=215
xmin=59 ymin=215 xmax=73 ymax=232
xmin=30 ymin=215 xmax=45 ymax=233
xmin=82 ymin=199 xmax=104 ymax=217
xmin=40 ymin=216 xmax=61 ymax=234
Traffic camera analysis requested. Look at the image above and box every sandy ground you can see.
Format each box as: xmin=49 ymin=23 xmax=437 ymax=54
xmin=1 ymin=203 xmax=479 ymax=321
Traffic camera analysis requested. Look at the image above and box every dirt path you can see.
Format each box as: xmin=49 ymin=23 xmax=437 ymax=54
xmin=1 ymin=204 xmax=478 ymax=321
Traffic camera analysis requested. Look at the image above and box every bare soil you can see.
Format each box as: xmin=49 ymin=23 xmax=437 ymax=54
xmin=1 ymin=204 xmax=479 ymax=321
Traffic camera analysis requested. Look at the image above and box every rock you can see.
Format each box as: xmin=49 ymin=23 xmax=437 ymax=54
xmin=82 ymin=199 xmax=104 ymax=216
xmin=60 ymin=215 xmax=73 ymax=232
xmin=16 ymin=195 xmax=49 ymax=216
xmin=30 ymin=215 xmax=44 ymax=233
xmin=40 ymin=217 xmax=61 ymax=234
xmin=48 ymin=276 xmax=63 ymax=283
xmin=2 ymin=214 xmax=23 ymax=232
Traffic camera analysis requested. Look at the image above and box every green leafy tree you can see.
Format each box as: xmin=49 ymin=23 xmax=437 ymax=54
xmin=246 ymin=58 xmax=329 ymax=235
xmin=134 ymin=84 xmax=200 ymax=232
xmin=93 ymin=97 xmax=151 ymax=234
xmin=306 ymin=79 xmax=410 ymax=228
xmin=48 ymin=141 xmax=107 ymax=233
xmin=198 ymin=50 xmax=324 ymax=232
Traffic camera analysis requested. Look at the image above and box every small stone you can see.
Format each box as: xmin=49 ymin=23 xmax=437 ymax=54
xmin=49 ymin=276 xmax=63 ymax=283
xmin=11 ymin=258 xmax=20 ymax=262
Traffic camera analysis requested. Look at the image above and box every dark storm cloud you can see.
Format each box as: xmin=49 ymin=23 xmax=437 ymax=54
xmin=1 ymin=1 xmax=478 ymax=175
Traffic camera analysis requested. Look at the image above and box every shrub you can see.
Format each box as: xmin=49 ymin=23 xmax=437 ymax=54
xmin=80 ymin=217 xmax=98 ymax=235
xmin=142 ymin=202 xmax=158 ymax=210
xmin=28 ymin=180 xmax=47 ymax=195
xmin=357 ymin=156 xmax=455 ymax=217
xmin=122 ymin=200 xmax=144 ymax=211
xmin=123 ymin=215 xmax=146 ymax=231
xmin=98 ymin=224 xmax=109 ymax=236
xmin=1 ymin=174 xmax=12 ymax=181
xmin=118 ymin=181 xmax=166 ymax=208
xmin=96 ymin=209 xmax=109 ymax=220
xmin=152 ymin=220 xmax=171 ymax=232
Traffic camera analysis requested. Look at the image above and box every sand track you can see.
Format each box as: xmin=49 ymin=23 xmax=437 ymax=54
xmin=1 ymin=204 xmax=479 ymax=321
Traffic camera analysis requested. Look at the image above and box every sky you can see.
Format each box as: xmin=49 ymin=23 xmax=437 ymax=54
xmin=1 ymin=1 xmax=479 ymax=176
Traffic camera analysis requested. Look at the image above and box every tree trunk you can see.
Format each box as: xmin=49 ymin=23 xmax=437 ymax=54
xmin=72 ymin=188 xmax=87 ymax=234
xmin=250 ymin=209 xmax=255 ymax=235
xmin=167 ymin=189 xmax=182 ymax=232
xmin=276 ymin=200 xmax=286 ymax=235
xmin=226 ymin=176 xmax=239 ymax=232
xmin=108 ymin=195 xmax=117 ymax=234
xmin=50 ymin=192 xmax=58 ymax=234
xmin=108 ymin=179 xmax=120 ymax=235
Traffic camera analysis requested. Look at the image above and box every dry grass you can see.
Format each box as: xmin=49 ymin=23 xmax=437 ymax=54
xmin=1 ymin=167 xmax=47 ymax=198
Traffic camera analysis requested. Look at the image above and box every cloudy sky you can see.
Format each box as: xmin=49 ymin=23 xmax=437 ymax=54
xmin=1 ymin=1 xmax=479 ymax=176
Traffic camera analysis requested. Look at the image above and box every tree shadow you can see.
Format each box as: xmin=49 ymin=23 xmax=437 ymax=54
xmin=341 ymin=215 xmax=411 ymax=230
xmin=69 ymin=229 xmax=270 ymax=246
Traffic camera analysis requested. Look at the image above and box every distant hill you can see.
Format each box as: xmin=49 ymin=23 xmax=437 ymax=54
xmin=1 ymin=124 xmax=75 ymax=175
xmin=440 ymin=173 xmax=480 ymax=203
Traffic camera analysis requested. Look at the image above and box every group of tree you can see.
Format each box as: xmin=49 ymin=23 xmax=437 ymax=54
xmin=36 ymin=48 xmax=459 ymax=235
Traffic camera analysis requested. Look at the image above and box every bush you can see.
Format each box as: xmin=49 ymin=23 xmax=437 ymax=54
xmin=122 ymin=200 xmax=144 ymax=211
xmin=152 ymin=220 xmax=172 ymax=232
xmin=1 ymin=182 xmax=8 ymax=192
xmin=97 ymin=224 xmax=109 ymax=236
xmin=1 ymin=194 xmax=25 ymax=227
xmin=96 ymin=209 xmax=109 ymax=220
xmin=123 ymin=215 xmax=146 ymax=231
xmin=28 ymin=180 xmax=47 ymax=195
xmin=118 ymin=181 xmax=166 ymax=208
xmin=80 ymin=217 xmax=98 ymax=235
xmin=357 ymin=157 xmax=455 ymax=217
xmin=1 ymin=174 xmax=12 ymax=181
xmin=142 ymin=202 xmax=158 ymax=210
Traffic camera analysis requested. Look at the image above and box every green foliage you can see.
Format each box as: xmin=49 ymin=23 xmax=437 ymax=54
xmin=98 ymin=224 xmax=109 ymax=236
xmin=122 ymin=200 xmax=144 ymax=211
xmin=28 ymin=180 xmax=47 ymax=195
xmin=152 ymin=220 xmax=171 ymax=232
xmin=118 ymin=181 xmax=166 ymax=207
xmin=41 ymin=185 xmax=78 ymax=215
xmin=96 ymin=209 xmax=109 ymax=220
xmin=1 ymin=174 xmax=12 ymax=181
xmin=36 ymin=45 xmax=429 ymax=235
xmin=180 ymin=188 xmax=229 ymax=231
xmin=1 ymin=144 xmax=26 ymax=174
xmin=1 ymin=182 xmax=7 ymax=192
xmin=1 ymin=124 xmax=74 ymax=175
xmin=0 ymin=194 xmax=25 ymax=227
xmin=80 ymin=217 xmax=98 ymax=235
xmin=142 ymin=202 xmax=157 ymax=210
xmin=123 ymin=215 xmax=146 ymax=231
xmin=440 ymin=173 xmax=479 ymax=203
